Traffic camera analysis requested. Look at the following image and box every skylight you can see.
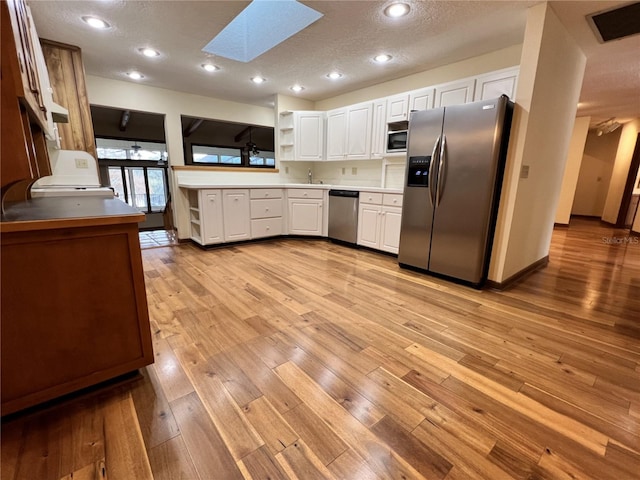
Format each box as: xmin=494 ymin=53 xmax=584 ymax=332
xmin=202 ymin=0 xmax=323 ymax=63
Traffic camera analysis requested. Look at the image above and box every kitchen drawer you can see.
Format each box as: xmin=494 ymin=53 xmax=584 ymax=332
xmin=250 ymin=188 xmax=283 ymax=199
xmin=251 ymin=217 xmax=283 ymax=238
xmin=383 ymin=193 xmax=403 ymax=207
xmin=360 ymin=192 xmax=383 ymax=205
xmin=288 ymin=188 xmax=324 ymax=199
xmin=251 ymin=198 xmax=283 ymax=219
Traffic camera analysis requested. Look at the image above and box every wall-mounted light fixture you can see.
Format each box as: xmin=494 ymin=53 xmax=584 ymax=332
xmin=595 ymin=117 xmax=621 ymax=136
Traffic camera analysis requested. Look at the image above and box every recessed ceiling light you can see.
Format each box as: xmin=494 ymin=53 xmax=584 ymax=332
xmin=251 ymin=76 xmax=266 ymax=84
xmin=82 ymin=16 xmax=110 ymax=29
xmin=384 ymin=3 xmax=410 ymax=18
xmin=374 ymin=54 xmax=392 ymax=63
xmin=290 ymin=85 xmax=304 ymax=93
xmin=327 ymin=72 xmax=343 ymax=80
xmin=127 ymin=71 xmax=144 ymax=80
xmin=139 ymin=48 xmax=160 ymax=58
xmin=202 ymin=63 xmax=219 ymax=72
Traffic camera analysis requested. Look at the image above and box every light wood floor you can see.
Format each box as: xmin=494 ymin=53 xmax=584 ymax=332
xmin=2 ymin=218 xmax=639 ymax=479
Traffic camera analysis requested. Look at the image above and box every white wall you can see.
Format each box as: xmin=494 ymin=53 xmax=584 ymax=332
xmin=489 ymin=2 xmax=586 ymax=283
xmin=602 ymin=118 xmax=640 ymax=223
xmin=313 ymin=160 xmax=383 ymax=187
xmin=555 ymin=116 xmax=590 ymax=225
xmin=314 ymin=45 xmax=522 ymax=111
xmin=571 ymin=129 xmax=620 ymax=217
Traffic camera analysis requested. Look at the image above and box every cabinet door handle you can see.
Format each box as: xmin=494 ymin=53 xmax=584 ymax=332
xmin=266 ymin=208 xmax=270 ymax=212
xmin=265 ymin=193 xmax=269 ymax=197
xmin=234 ymin=198 xmax=239 ymax=202
xmin=304 ymin=192 xmax=308 ymax=196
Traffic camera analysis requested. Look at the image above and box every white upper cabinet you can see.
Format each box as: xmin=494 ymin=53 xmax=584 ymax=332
xmin=435 ymin=78 xmax=476 ymax=108
xmin=409 ymin=87 xmax=435 ymax=113
xmin=386 ymin=94 xmax=410 ymax=122
xmin=346 ymin=102 xmax=373 ymax=159
xmin=326 ymin=102 xmax=373 ymax=161
xmin=279 ymin=111 xmax=324 ymax=161
xmin=473 ymin=66 xmax=519 ymax=102
xmin=370 ymin=100 xmax=387 ymax=159
xmin=326 ymin=108 xmax=347 ymax=160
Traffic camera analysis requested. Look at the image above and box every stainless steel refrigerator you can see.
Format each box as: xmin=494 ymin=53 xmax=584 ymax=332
xmin=398 ymin=95 xmax=513 ymax=287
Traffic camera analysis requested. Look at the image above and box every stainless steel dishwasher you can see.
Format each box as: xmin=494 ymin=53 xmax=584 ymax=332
xmin=328 ymin=190 xmax=359 ymax=244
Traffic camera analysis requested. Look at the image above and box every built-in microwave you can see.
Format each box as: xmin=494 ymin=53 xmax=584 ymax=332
xmin=386 ymin=120 xmax=409 ymax=153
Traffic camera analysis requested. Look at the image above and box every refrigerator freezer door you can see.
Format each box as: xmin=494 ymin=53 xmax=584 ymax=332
xmin=398 ymin=108 xmax=444 ymax=269
xmin=428 ymin=97 xmax=509 ymax=284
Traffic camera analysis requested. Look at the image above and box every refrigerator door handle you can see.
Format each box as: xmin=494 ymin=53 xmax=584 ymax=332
xmin=429 ymin=136 xmax=441 ymax=207
xmin=437 ymin=135 xmax=447 ymax=207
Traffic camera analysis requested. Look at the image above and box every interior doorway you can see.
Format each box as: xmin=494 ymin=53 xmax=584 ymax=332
xmin=616 ymin=133 xmax=640 ymax=228
xmin=91 ymin=106 xmax=176 ymax=247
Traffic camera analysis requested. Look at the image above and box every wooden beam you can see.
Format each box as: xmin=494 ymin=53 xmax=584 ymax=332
xmin=183 ymin=119 xmax=204 ymax=138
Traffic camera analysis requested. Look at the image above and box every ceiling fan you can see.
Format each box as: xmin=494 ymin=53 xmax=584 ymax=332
xmin=245 ymin=127 xmax=260 ymax=156
xmin=131 ymin=141 xmax=142 ymax=160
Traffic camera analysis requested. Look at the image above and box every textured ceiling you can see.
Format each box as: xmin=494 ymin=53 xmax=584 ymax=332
xmin=29 ymin=1 xmax=640 ymax=126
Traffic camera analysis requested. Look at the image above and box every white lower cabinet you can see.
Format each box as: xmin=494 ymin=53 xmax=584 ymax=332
xmin=250 ymin=189 xmax=284 ymax=239
xmin=357 ymin=192 xmax=403 ymax=254
xmin=222 ymin=189 xmax=251 ymax=242
xmin=288 ymin=188 xmax=324 ymax=236
xmin=188 ymin=189 xmax=224 ymax=245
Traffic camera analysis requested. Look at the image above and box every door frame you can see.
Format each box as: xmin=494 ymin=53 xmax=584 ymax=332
xmin=615 ymin=133 xmax=640 ymax=227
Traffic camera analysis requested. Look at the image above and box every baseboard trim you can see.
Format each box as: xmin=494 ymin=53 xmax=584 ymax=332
xmin=486 ymin=255 xmax=549 ymax=291
xmin=554 ymin=223 xmax=569 ymax=228
xmin=632 ymin=230 xmax=640 ymax=236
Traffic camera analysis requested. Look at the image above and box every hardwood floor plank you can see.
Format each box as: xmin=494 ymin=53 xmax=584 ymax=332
xmin=275 ymin=361 xmax=429 ymax=480
xmin=367 ymin=368 xmax=497 ymax=455
xmin=0 ymin=417 xmax=24 ymax=480
xmin=207 ymin=350 xmax=263 ymax=407
xmin=58 ymin=460 xmax=106 ymax=480
xmin=170 ymin=392 xmax=243 ymax=480
xmin=228 ymin=343 xmax=302 ymax=414
xmin=239 ymin=445 xmax=291 ymax=480
xmin=520 ymin=383 xmax=640 ymax=452
xmin=183 ymin=357 xmax=265 ymax=460
xmin=151 ymin=335 xmax=195 ymax=403
xmin=603 ymin=441 xmax=640 ymax=477
xmin=326 ymin=449 xmax=378 ymax=480
xmin=407 ymin=342 xmax=610 ymax=455
xmin=10 ymin=414 xmax=60 ymax=480
xmin=57 ymin=400 xmax=105 ymax=477
xmin=147 ymin=435 xmax=200 ymax=480
xmin=457 ymin=354 xmax=525 ymax=392
xmin=370 ymin=415 xmax=452 ymax=479
xmin=242 ymin=396 xmax=298 ymax=455
xmin=130 ymin=367 xmax=180 ymax=450
xmin=412 ymin=420 xmax=513 ymax=480
xmin=102 ymin=392 xmax=153 ymax=480
xmin=282 ymin=403 xmax=348 ymax=466
xmin=289 ymin=347 xmax=385 ymax=427
xmin=276 ymin=439 xmax=337 ymax=480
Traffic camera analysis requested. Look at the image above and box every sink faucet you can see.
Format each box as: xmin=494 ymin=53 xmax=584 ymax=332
xmin=308 ymin=168 xmax=313 ymax=184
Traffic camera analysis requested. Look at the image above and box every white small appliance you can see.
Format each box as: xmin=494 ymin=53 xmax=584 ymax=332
xmin=31 ymin=150 xmax=114 ymax=198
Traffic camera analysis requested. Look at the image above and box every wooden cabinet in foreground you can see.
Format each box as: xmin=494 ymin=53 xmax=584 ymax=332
xmin=0 ymin=197 xmax=153 ymax=415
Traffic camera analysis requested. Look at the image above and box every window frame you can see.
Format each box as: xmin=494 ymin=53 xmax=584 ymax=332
xmin=102 ymin=161 xmax=169 ymax=213
xmin=188 ymin=142 xmax=275 ymax=169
